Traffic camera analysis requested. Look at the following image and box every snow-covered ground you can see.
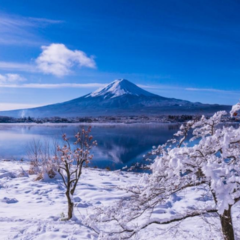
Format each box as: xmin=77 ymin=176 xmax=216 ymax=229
xmin=0 ymin=160 xmax=239 ymax=240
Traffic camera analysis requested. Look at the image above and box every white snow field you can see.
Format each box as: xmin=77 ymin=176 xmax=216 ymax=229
xmin=0 ymin=160 xmax=239 ymax=240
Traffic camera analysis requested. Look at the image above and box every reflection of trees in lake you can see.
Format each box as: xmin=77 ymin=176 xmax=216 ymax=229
xmin=168 ymin=124 xmax=181 ymax=131
xmin=0 ymin=124 xmax=178 ymax=168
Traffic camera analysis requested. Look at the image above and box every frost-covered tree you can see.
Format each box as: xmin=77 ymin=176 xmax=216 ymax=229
xmin=85 ymin=104 xmax=240 ymax=240
xmin=57 ymin=127 xmax=97 ymax=220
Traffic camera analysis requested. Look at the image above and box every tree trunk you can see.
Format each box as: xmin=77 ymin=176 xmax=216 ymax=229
xmin=220 ymin=207 xmax=234 ymax=240
xmin=66 ymin=190 xmax=74 ymax=220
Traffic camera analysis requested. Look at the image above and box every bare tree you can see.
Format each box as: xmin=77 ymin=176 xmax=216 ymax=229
xmin=27 ymin=139 xmax=43 ymax=175
xmin=27 ymin=138 xmax=60 ymax=179
xmin=57 ymin=127 xmax=97 ymax=220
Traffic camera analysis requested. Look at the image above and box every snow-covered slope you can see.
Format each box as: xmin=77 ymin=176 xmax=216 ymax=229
xmin=0 ymin=79 xmax=231 ymax=117
xmin=0 ymin=161 xmax=240 ymax=239
xmin=86 ymin=79 xmax=156 ymax=98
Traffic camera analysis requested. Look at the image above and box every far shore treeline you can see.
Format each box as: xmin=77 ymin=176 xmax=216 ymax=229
xmin=0 ymin=114 xmax=239 ymax=124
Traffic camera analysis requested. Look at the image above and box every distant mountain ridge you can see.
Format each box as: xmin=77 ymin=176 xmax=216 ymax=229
xmin=0 ymin=79 xmax=231 ymax=118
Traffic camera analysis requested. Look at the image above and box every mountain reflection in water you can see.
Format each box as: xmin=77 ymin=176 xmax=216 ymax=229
xmin=0 ymin=124 xmax=180 ymax=170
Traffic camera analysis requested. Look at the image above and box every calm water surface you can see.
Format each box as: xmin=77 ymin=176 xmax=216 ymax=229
xmin=0 ymin=124 xmax=180 ymax=170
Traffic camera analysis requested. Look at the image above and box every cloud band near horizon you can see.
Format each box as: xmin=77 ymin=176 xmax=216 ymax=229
xmin=0 ymin=82 xmax=239 ymax=97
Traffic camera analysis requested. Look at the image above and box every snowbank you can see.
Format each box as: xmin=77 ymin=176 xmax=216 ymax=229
xmin=0 ymin=160 xmax=239 ymax=240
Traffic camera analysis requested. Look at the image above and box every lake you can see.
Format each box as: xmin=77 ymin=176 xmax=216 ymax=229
xmin=0 ymin=123 xmax=180 ymax=170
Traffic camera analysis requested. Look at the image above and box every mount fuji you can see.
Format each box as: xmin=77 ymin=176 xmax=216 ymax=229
xmin=0 ymin=79 xmax=230 ymax=118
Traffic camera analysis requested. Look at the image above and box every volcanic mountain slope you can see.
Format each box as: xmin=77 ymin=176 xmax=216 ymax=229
xmin=0 ymin=79 xmax=231 ymax=117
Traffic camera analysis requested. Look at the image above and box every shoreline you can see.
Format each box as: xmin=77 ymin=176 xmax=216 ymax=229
xmin=0 ymin=121 xmax=238 ymax=126
xmin=0 ymin=121 xmax=181 ymax=126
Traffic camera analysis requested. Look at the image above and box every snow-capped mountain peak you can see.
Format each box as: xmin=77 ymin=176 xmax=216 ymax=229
xmin=0 ymin=78 xmax=231 ymax=118
xmin=86 ymin=79 xmax=155 ymax=98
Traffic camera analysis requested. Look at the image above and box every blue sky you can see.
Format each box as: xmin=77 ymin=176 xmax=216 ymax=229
xmin=0 ymin=0 xmax=240 ymax=110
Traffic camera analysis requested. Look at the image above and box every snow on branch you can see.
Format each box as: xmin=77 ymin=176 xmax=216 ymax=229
xmin=83 ymin=107 xmax=240 ymax=240
xmin=230 ymin=101 xmax=240 ymax=117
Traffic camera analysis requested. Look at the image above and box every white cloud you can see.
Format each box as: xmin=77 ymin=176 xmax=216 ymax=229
xmin=0 ymin=83 xmax=105 ymax=89
xmin=28 ymin=17 xmax=63 ymax=24
xmin=0 ymin=74 xmax=26 ymax=83
xmin=185 ymin=87 xmax=239 ymax=94
xmin=36 ymin=44 xmax=96 ymax=77
xmin=0 ymin=103 xmax=41 ymax=111
xmin=0 ymin=14 xmax=63 ymax=46
xmin=0 ymin=62 xmax=36 ymax=72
